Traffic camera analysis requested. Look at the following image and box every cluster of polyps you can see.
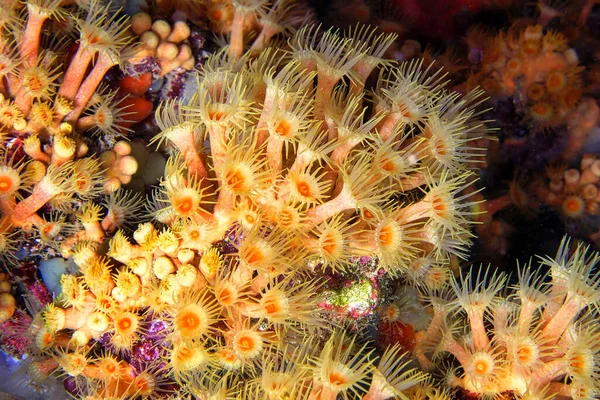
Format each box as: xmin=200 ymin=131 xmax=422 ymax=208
xmin=415 ymin=236 xmax=600 ymax=399
xmin=0 ymin=0 xmax=141 ymax=263
xmin=467 ymin=24 xmax=583 ymax=128
xmin=30 ymin=19 xmax=490 ymax=397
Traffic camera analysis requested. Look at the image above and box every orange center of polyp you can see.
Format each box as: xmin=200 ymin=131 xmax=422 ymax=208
xmin=246 ymin=246 xmax=265 ymax=264
xmin=264 ymin=300 xmax=280 ymax=315
xmin=224 ymin=349 xmax=236 ymax=362
xmin=219 ymin=288 xmax=232 ymax=303
xmin=27 ymin=76 xmax=43 ymax=92
xmin=226 ymin=170 xmax=245 ymax=191
xmin=180 ymin=312 xmax=200 ymax=331
xmin=297 ymin=182 xmax=311 ymax=197
xmin=474 ymin=360 xmax=489 ymax=375
xmin=435 ymin=139 xmax=448 ymax=156
xmin=564 ymin=197 xmax=583 ymax=215
xmin=275 ymin=120 xmax=292 ymax=137
xmin=432 ymin=197 xmax=447 ymax=215
xmin=549 ymin=75 xmax=563 ymax=88
xmin=176 ymin=198 xmax=193 ymax=213
xmin=118 ymin=318 xmax=131 ymax=330
xmin=42 ymin=332 xmax=53 ymax=346
xmin=210 ymin=9 xmax=224 ymax=21
xmin=523 ymin=45 xmax=536 ymax=55
xmin=382 ymin=158 xmax=395 ymax=172
xmin=321 ymin=234 xmax=337 ymax=255
xmin=379 ymin=226 xmax=393 ymax=246
xmin=209 ymin=110 xmax=225 ymax=121
xmin=237 ymin=336 xmax=254 ymax=352
xmin=76 ymin=177 xmax=88 ymax=190
xmin=517 ymin=347 xmax=531 ymax=362
xmin=96 ymin=111 xmax=107 ymax=126
xmin=178 ymin=347 xmax=191 ymax=360
xmin=0 ymin=177 xmax=12 ymax=192
xmin=99 ymin=299 xmax=111 ymax=310
xmin=570 ymin=355 xmax=585 ymax=372
xmin=136 ymin=375 xmax=152 ymax=393
xmin=88 ymin=34 xmax=104 ymax=45
xmin=329 ymin=371 xmax=346 ymax=386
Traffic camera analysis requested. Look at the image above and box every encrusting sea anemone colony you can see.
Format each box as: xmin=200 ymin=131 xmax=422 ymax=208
xmin=1 ymin=0 xmax=600 ymax=399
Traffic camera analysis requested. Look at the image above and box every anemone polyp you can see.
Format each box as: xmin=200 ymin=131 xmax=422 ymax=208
xmin=111 ymin=311 xmax=141 ymax=351
xmin=233 ymin=328 xmax=264 ymax=361
xmin=0 ymin=166 xmax=21 ymax=197
xmin=466 ymin=351 xmax=496 ymax=379
xmin=529 ymin=102 xmax=554 ymax=123
xmin=545 ymin=71 xmax=567 ymax=93
xmin=174 ymin=303 xmax=213 ymax=340
xmin=171 ymin=342 xmax=209 ymax=373
xmin=562 ymin=195 xmax=585 ymax=219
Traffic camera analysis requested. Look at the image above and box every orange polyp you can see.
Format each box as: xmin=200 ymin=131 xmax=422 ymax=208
xmin=386 ymin=305 xmax=398 ymax=320
xmin=279 ymin=211 xmax=292 ymax=226
xmin=563 ymin=196 xmax=584 ymax=218
xmin=530 ymin=102 xmax=553 ymax=122
xmin=546 ymin=72 xmax=566 ymax=92
xmin=382 ymin=158 xmax=395 ymax=172
xmin=321 ymin=234 xmax=338 ymax=255
xmin=264 ymin=300 xmax=280 ymax=315
xmin=219 ymin=288 xmax=232 ymax=304
xmin=42 ymin=224 xmax=55 ymax=236
xmin=517 ymin=347 xmax=532 ymax=362
xmin=211 ymin=10 xmax=223 ymax=20
xmin=474 ymin=360 xmax=488 ymax=374
xmin=432 ymin=197 xmax=447 ymax=215
xmin=237 ymin=336 xmax=254 ymax=352
xmin=177 ymin=347 xmax=192 ymax=361
xmin=379 ymin=226 xmax=393 ymax=246
xmin=209 ymin=110 xmax=225 ymax=121
xmin=329 ymin=371 xmax=346 ymax=386
xmin=223 ymin=348 xmax=237 ymax=363
xmin=179 ymin=311 xmax=200 ymax=331
xmin=118 ymin=317 xmax=132 ymax=331
xmin=275 ymin=120 xmax=292 ymax=137
xmin=95 ymin=109 xmax=108 ymax=126
xmin=98 ymin=298 xmax=113 ymax=311
xmin=482 ymin=79 xmax=497 ymax=93
xmin=0 ymin=177 xmax=13 ymax=193
xmin=297 ymin=182 xmax=311 ymax=197
xmin=569 ymin=355 xmax=585 ymax=372
xmin=27 ymin=76 xmax=43 ymax=92
xmin=435 ymin=139 xmax=448 ymax=156
xmin=246 ymin=246 xmax=265 ymax=264
xmin=507 ymin=59 xmax=520 ymax=72
xmin=134 ymin=373 xmax=155 ymax=395
xmin=40 ymin=331 xmax=53 ymax=347
xmin=226 ymin=169 xmax=246 ymax=191
xmin=175 ymin=198 xmax=194 ymax=214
